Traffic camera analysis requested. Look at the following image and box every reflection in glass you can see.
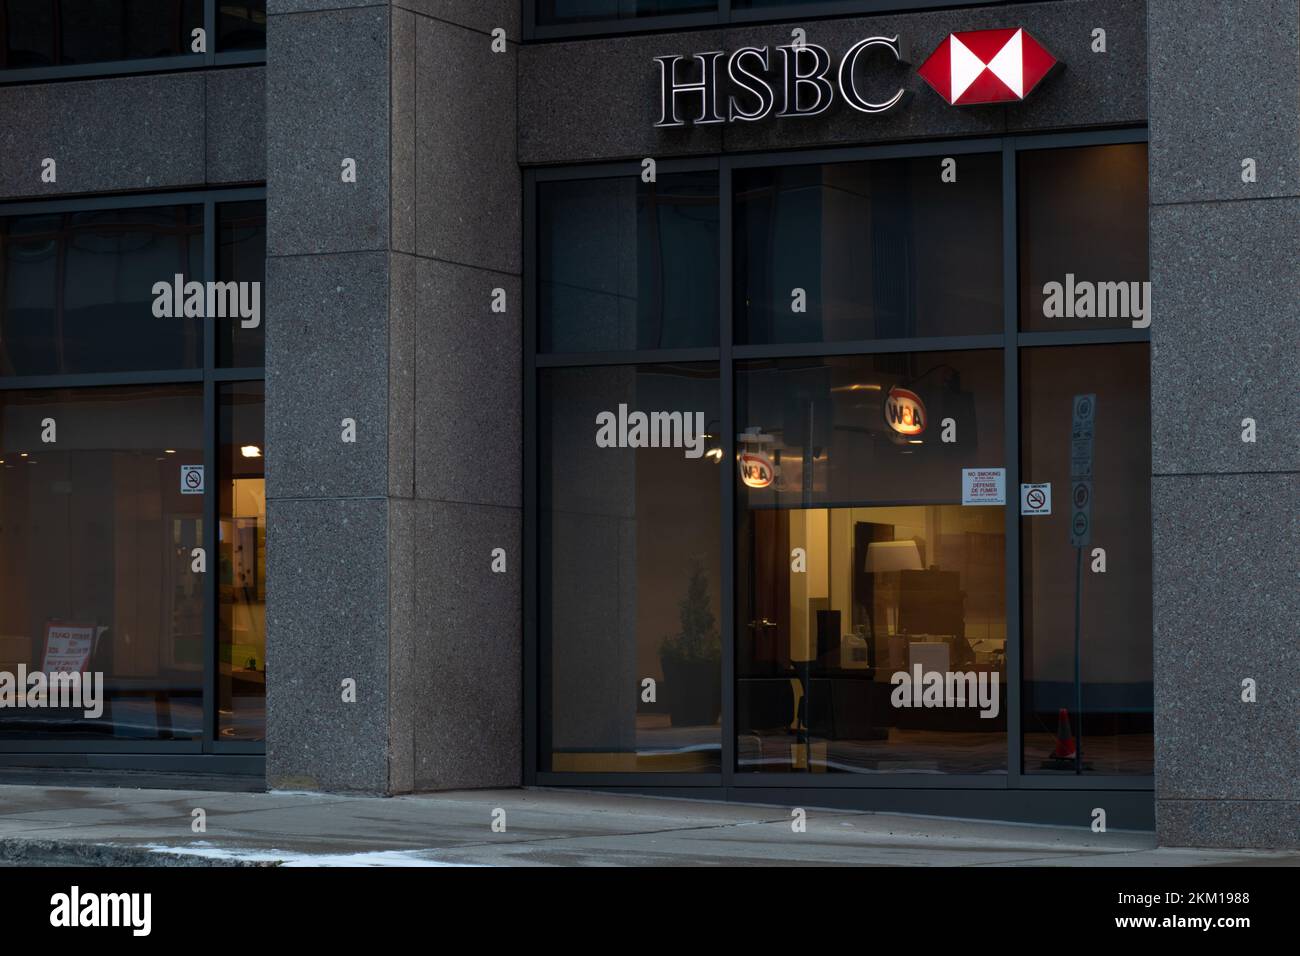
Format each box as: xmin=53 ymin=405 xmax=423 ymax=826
xmin=540 ymin=364 xmax=721 ymax=771
xmin=0 ymin=206 xmax=203 ymax=376
xmin=219 ymin=1 xmax=267 ymax=51
xmin=1 ymin=0 xmax=204 ymax=69
xmin=735 ymin=155 xmax=1002 ymax=344
xmin=0 ymin=386 xmax=204 ymax=739
xmin=537 ymin=173 xmax=718 ymax=352
xmin=218 ymin=382 xmax=265 ymax=741
xmin=735 ymin=351 xmax=1003 ymax=506
xmin=217 ymin=201 xmax=266 ymax=368
xmin=537 ymin=0 xmax=714 ymax=25
xmin=1021 ymin=344 xmax=1152 ymax=774
xmin=1019 ymin=144 xmax=1149 ymax=332
xmin=736 ymin=352 xmax=1006 ymax=773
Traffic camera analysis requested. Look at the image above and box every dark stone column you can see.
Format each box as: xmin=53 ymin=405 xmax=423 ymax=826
xmin=1148 ymin=0 xmax=1300 ymax=848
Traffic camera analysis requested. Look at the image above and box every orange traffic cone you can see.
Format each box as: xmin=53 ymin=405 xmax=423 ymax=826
xmin=1052 ymin=707 xmax=1076 ymax=759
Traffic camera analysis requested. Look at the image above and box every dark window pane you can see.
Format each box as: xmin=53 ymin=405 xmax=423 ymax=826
xmin=538 ymin=173 xmax=719 ymax=352
xmin=1 ymin=0 xmax=203 ymax=69
xmin=218 ymin=0 xmax=266 ymax=52
xmin=540 ymin=363 xmax=721 ymax=771
xmin=217 ymin=201 xmax=266 ymax=368
xmin=0 ymin=385 xmax=204 ymax=740
xmin=1020 ymin=343 xmax=1152 ymax=775
xmin=218 ymin=381 xmax=265 ymax=741
xmin=537 ymin=0 xmax=714 ymax=25
xmin=735 ymin=155 xmax=1002 ymax=344
xmin=0 ymin=205 xmax=203 ymax=375
xmin=736 ymin=351 xmax=1005 ymax=773
xmin=1019 ymin=144 xmax=1149 ymax=331
xmin=735 ymin=350 xmax=1003 ymax=507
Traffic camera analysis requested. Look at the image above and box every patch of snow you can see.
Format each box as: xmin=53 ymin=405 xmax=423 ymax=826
xmin=138 ymin=842 xmax=475 ymax=867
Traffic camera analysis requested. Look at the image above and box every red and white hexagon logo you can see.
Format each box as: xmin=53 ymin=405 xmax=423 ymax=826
xmin=917 ymin=28 xmax=1058 ymax=106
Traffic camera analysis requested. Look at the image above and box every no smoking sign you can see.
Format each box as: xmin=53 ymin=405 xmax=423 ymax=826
xmin=180 ymin=464 xmax=205 ymax=495
xmin=1020 ymin=482 xmax=1051 ymax=516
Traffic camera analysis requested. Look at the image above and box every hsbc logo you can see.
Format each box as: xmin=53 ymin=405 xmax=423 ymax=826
xmin=917 ymin=28 xmax=1058 ymax=105
xmin=655 ymin=27 xmax=1059 ymax=127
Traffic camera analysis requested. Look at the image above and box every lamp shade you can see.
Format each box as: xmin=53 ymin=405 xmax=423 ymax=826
xmin=864 ymin=540 xmax=923 ymax=573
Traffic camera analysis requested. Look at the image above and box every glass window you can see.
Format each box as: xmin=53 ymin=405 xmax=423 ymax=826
xmin=218 ymin=0 xmax=266 ymax=52
xmin=217 ymin=201 xmax=266 ymax=368
xmin=1019 ymin=144 xmax=1149 ymax=332
xmin=735 ymin=154 xmax=1002 ymax=345
xmin=540 ymin=363 xmax=721 ymax=771
xmin=0 ymin=385 xmax=204 ymax=740
xmin=0 ymin=205 xmax=203 ymax=376
xmin=736 ymin=350 xmax=1005 ymax=773
xmin=218 ymin=381 xmax=265 ymax=741
xmin=735 ymin=350 xmax=1004 ymax=506
xmin=1 ymin=0 xmax=204 ymax=69
xmin=1020 ymin=344 xmax=1152 ymax=775
xmin=537 ymin=172 xmax=718 ymax=353
xmin=536 ymin=0 xmax=714 ymax=26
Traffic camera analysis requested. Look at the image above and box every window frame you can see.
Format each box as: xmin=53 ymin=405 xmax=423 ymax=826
xmin=0 ymin=186 xmax=265 ymax=766
xmin=0 ymin=1 xmax=265 ymax=86
xmin=523 ymin=128 xmax=1153 ymax=802
xmin=525 ymin=0 xmax=1011 ymax=42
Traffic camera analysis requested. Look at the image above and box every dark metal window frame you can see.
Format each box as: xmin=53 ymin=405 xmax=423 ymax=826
xmin=0 ymin=1 xmax=265 ymax=86
xmin=0 ymin=186 xmax=266 ymax=771
xmin=525 ymin=0 xmax=1012 ymax=42
xmin=523 ymin=128 xmax=1153 ymax=819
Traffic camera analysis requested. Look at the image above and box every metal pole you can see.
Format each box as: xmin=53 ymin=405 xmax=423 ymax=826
xmin=1073 ymin=544 xmax=1083 ymax=774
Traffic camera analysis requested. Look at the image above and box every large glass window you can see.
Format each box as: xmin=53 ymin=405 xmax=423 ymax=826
xmin=735 ymin=154 xmax=1002 ymax=344
xmin=0 ymin=192 xmax=266 ymax=753
xmin=0 ymin=385 xmax=204 ymax=739
xmin=1 ymin=0 xmax=203 ymax=69
xmin=530 ymin=0 xmax=1010 ymax=34
xmin=536 ymin=0 xmax=713 ymax=26
xmin=0 ymin=206 xmax=203 ymax=376
xmin=218 ymin=381 xmax=264 ymax=741
xmin=531 ymin=138 xmax=1150 ymax=791
xmin=1020 ymin=343 xmax=1152 ymax=775
xmin=736 ymin=351 xmax=1005 ymax=773
xmin=537 ymin=172 xmax=718 ymax=353
xmin=540 ymin=363 xmax=721 ymax=771
xmin=218 ymin=0 xmax=266 ymax=52
xmin=217 ymin=200 xmax=266 ymax=368
xmin=1019 ymin=144 xmax=1149 ymax=332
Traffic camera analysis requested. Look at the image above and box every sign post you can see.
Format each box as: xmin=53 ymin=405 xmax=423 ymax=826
xmin=1069 ymin=394 xmax=1095 ymax=774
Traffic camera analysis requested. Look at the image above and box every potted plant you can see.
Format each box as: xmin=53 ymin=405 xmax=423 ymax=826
xmin=658 ymin=558 xmax=722 ymax=727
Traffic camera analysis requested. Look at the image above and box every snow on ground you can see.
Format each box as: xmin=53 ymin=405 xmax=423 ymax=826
xmin=138 ymin=842 xmax=476 ymax=867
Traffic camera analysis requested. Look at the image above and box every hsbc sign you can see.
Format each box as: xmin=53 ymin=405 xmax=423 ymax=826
xmin=654 ymin=28 xmax=1058 ymax=127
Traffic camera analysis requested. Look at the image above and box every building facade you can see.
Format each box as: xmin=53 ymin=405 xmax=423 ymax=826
xmin=0 ymin=0 xmax=1295 ymax=848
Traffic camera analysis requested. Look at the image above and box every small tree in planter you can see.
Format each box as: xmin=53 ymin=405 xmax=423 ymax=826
xmin=658 ymin=558 xmax=721 ymax=727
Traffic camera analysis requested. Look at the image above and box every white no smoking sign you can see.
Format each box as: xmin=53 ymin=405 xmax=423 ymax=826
xmin=1020 ymin=482 xmax=1051 ymax=515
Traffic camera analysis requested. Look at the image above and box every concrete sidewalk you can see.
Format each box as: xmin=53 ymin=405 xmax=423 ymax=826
xmin=0 ymin=785 xmax=1296 ymax=867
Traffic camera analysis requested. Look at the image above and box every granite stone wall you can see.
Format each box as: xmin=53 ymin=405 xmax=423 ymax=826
xmin=264 ymin=0 xmax=521 ymax=793
xmin=1147 ymin=0 xmax=1300 ymax=849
